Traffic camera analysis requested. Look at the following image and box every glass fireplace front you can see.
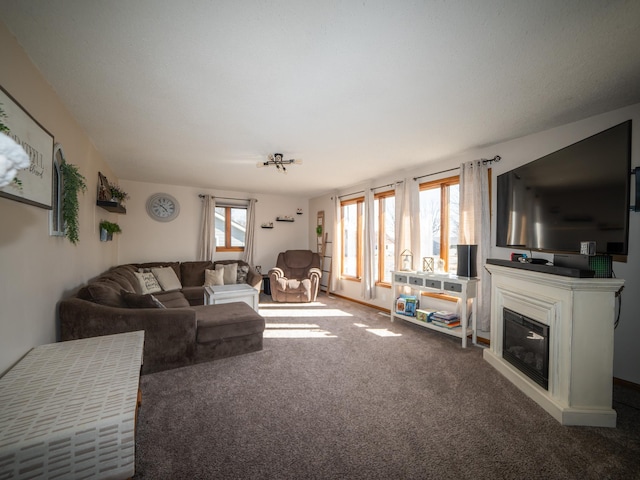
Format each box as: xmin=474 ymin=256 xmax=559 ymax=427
xmin=502 ymin=307 xmax=549 ymax=390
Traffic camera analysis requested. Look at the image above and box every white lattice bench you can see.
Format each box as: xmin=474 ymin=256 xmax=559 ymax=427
xmin=0 ymin=331 xmax=144 ymax=479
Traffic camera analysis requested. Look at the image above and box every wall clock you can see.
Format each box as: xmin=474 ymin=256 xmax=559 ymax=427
xmin=146 ymin=193 xmax=180 ymax=222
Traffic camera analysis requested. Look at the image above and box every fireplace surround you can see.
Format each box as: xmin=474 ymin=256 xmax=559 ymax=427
xmin=484 ymin=263 xmax=624 ymax=427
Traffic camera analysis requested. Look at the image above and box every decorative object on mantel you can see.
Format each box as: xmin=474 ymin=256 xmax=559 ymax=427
xmin=422 ymin=257 xmax=434 ymax=272
xmin=99 ymin=220 xmax=122 ymax=242
xmin=97 ymin=172 xmax=127 ymax=213
xmin=0 ymin=87 xmax=54 ymax=208
xmin=296 ymin=208 xmax=303 ymax=215
xmin=261 ymin=222 xmax=274 ymax=229
xmin=61 ymin=162 xmax=87 ymax=245
xmin=256 ymin=153 xmax=302 ymax=174
xmin=400 ymin=249 xmax=414 ymax=271
xmin=276 ymin=216 xmax=294 ymax=222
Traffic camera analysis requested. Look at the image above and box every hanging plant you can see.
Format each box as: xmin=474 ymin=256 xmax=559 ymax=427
xmin=99 ymin=220 xmax=122 ymax=241
xmin=60 ymin=162 xmax=87 ymax=244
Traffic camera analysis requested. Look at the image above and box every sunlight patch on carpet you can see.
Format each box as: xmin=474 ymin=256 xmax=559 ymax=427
xmin=366 ymin=328 xmax=402 ymax=337
xmin=264 ymin=326 xmax=337 ymax=338
xmin=259 ymin=308 xmax=352 ymax=317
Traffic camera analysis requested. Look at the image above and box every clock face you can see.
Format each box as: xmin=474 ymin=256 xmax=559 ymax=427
xmin=146 ymin=193 xmax=180 ymax=222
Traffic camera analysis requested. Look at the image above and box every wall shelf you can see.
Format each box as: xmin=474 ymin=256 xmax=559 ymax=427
xmin=97 ymin=200 xmax=126 ymax=214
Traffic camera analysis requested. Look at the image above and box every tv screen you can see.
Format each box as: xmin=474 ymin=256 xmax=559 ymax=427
xmin=496 ymin=120 xmax=632 ymax=256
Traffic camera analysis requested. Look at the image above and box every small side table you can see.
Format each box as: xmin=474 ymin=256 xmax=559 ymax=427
xmin=262 ymin=274 xmax=271 ymax=296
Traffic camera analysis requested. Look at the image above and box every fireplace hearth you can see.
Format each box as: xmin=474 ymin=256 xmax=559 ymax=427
xmin=502 ymin=308 xmax=549 ymax=390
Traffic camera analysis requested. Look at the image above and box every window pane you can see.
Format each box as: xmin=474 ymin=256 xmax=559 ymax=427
xmin=448 ymin=184 xmax=460 ymax=273
xmin=230 ymin=208 xmax=246 ymax=247
xmin=419 ymin=188 xmax=441 ymax=258
xmin=343 ymin=203 xmax=358 ymax=277
xmin=382 ymin=196 xmax=395 ymax=282
xmin=215 ymin=207 xmax=226 ymax=247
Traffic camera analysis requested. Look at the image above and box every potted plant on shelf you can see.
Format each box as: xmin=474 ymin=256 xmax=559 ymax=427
xmin=99 ymin=220 xmax=122 ymax=242
xmin=109 ymin=184 xmax=129 ymax=205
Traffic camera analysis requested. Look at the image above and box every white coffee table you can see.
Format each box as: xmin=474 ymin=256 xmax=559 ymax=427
xmin=204 ymin=284 xmax=259 ymax=311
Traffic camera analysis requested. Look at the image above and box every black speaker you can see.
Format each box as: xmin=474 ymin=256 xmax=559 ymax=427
xmin=457 ymin=244 xmax=477 ymax=277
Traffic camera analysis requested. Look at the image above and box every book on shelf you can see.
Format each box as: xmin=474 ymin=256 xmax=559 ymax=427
xmin=431 ymin=319 xmax=461 ymax=329
xmin=395 ymin=295 xmax=419 ymax=317
xmin=416 ymin=308 xmax=437 ymax=322
xmin=432 ymin=310 xmax=459 ymax=321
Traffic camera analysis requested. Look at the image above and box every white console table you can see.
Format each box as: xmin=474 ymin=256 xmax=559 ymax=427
xmin=0 ymin=331 xmax=144 ymax=479
xmin=484 ymin=263 xmax=624 ymax=427
xmin=390 ymin=271 xmax=478 ymax=348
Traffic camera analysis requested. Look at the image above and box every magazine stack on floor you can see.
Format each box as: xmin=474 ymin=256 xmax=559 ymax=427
xmin=430 ymin=310 xmax=460 ymax=329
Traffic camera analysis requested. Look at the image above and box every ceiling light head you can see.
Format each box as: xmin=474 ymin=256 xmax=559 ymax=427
xmin=258 ymin=152 xmax=302 ymax=173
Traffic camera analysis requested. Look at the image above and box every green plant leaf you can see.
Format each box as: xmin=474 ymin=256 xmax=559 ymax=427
xmin=60 ymin=162 xmax=87 ymax=244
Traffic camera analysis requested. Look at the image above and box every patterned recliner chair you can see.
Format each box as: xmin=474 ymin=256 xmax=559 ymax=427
xmin=269 ymin=250 xmax=322 ymax=302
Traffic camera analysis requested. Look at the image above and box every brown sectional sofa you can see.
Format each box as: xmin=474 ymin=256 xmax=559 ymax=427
xmin=59 ymin=260 xmax=264 ymax=374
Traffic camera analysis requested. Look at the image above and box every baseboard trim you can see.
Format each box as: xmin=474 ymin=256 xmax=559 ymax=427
xmin=613 ymin=377 xmax=640 ymax=391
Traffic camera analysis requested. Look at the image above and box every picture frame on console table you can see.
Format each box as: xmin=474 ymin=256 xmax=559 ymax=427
xmin=0 ymin=86 xmax=54 ymax=209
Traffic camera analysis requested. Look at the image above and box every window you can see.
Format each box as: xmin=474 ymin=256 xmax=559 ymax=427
xmin=50 ymin=144 xmax=64 ymax=236
xmin=373 ymin=191 xmax=395 ymax=284
xmin=341 ymin=197 xmax=363 ymax=280
xmin=419 ymin=176 xmax=459 ymax=272
xmin=215 ymin=206 xmax=246 ymax=251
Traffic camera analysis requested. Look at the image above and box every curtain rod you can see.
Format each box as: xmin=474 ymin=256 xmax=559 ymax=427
xmin=198 ymin=194 xmax=257 ymax=202
xmin=413 ymin=155 xmax=501 ymax=181
xmin=338 ymin=180 xmax=404 ymax=199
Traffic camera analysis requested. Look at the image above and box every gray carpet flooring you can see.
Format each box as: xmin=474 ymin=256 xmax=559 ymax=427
xmin=134 ymin=294 xmax=640 ymax=479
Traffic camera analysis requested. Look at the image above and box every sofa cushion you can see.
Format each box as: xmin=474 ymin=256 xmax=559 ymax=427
xmin=216 ymin=262 xmax=238 ymax=284
xmin=122 ymin=291 xmax=166 ymax=309
xmin=154 ymin=290 xmax=191 ymax=308
xmin=204 ymin=268 xmax=224 ymax=286
xmin=181 ymin=286 xmax=206 ymax=306
xmin=180 ymin=261 xmax=213 ymax=287
xmin=99 ymin=271 xmax=138 ymax=293
xmin=151 ymin=266 xmax=182 ymax=291
xmin=136 ymin=262 xmax=181 ymax=281
xmin=236 ymin=265 xmax=249 ymax=284
xmin=134 ymin=271 xmax=162 ymax=294
xmin=77 ymin=281 xmax=127 ymax=308
xmin=194 ymin=303 xmax=265 ymax=344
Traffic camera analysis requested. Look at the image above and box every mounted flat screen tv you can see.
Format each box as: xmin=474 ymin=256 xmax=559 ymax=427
xmin=496 ymin=120 xmax=632 ymax=256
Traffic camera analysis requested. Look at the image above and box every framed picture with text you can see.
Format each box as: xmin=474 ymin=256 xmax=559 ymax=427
xmin=0 ymin=86 xmax=54 ymax=209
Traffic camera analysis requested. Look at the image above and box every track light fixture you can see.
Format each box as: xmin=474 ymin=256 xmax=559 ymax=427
xmin=256 ymin=153 xmax=302 ymax=174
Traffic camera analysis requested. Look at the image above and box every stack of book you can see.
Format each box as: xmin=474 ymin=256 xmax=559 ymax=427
xmin=430 ymin=310 xmax=461 ymax=329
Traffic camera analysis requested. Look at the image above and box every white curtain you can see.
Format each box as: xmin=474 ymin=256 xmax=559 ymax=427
xmin=394 ymin=179 xmax=420 ymax=271
xmin=362 ymin=185 xmax=376 ymax=300
xmin=242 ymin=198 xmax=257 ymax=266
xmin=198 ymin=195 xmax=216 ymax=261
xmin=330 ymin=193 xmax=343 ymax=293
xmin=459 ymin=160 xmax=491 ymax=331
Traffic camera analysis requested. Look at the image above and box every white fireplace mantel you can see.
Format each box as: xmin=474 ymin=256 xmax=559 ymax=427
xmin=483 ymin=263 xmax=624 ymax=427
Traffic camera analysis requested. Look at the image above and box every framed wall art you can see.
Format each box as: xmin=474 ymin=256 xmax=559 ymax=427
xmin=0 ymin=86 xmax=54 ymax=209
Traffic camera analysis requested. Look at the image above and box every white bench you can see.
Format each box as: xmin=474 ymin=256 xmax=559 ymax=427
xmin=0 ymin=331 xmax=144 ymax=479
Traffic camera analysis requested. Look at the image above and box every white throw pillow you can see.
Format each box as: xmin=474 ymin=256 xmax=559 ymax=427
xmin=134 ymin=271 xmax=162 ymax=294
xmin=204 ymin=268 xmax=225 ymax=286
xmin=215 ymin=263 xmax=238 ymax=285
xmin=151 ymin=266 xmax=182 ymax=291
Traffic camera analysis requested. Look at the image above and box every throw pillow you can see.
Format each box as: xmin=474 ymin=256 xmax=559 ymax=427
xmin=134 ymin=271 xmax=162 ymax=294
xmin=215 ymin=263 xmax=238 ymax=285
xmin=204 ymin=268 xmax=224 ymax=286
xmin=236 ymin=265 xmax=249 ymax=284
xmin=151 ymin=266 xmax=182 ymax=291
xmin=122 ymin=291 xmax=166 ymax=309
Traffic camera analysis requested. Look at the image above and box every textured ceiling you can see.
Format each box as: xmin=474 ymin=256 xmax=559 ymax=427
xmin=2 ymin=0 xmax=640 ymax=197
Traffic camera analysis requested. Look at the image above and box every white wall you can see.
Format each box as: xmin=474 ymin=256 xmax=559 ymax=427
xmin=313 ymin=102 xmax=640 ymax=385
xmin=117 ymin=180 xmax=308 ymax=272
xmin=0 ymin=23 xmax=120 ymax=375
